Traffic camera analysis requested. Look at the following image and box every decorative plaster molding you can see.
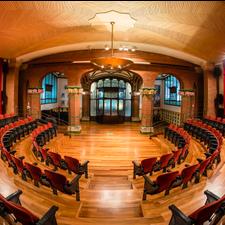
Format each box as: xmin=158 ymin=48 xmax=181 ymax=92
xmin=65 ymin=86 xmax=83 ymax=94
xmin=179 ymin=89 xmax=195 ymax=96
xmin=140 ymin=87 xmax=157 ymax=95
xmin=28 ymin=88 xmax=43 ymax=94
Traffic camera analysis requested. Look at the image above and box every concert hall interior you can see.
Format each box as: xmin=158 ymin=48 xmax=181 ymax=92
xmin=0 ymin=1 xmax=225 ymax=225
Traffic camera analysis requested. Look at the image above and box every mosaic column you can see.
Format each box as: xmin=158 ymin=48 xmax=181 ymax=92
xmin=132 ymin=91 xmax=140 ymax=122
xmin=140 ymin=87 xmax=157 ymax=133
xmin=66 ymin=86 xmax=83 ymax=133
xmin=82 ymin=91 xmax=90 ymax=121
xmin=27 ymin=88 xmax=43 ymax=119
xmin=180 ymin=89 xmax=195 ymax=124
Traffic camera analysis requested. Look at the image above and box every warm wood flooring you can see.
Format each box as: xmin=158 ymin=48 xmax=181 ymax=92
xmin=0 ymin=122 xmax=225 ymax=225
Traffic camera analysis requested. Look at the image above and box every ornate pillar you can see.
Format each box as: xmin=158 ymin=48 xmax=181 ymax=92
xmin=180 ymin=89 xmax=195 ymax=124
xmin=82 ymin=91 xmax=90 ymax=121
xmin=27 ymin=88 xmax=43 ymax=119
xmin=132 ymin=91 xmax=140 ymax=121
xmin=140 ymin=87 xmax=157 ymax=133
xmin=66 ymin=86 xmax=83 ymax=133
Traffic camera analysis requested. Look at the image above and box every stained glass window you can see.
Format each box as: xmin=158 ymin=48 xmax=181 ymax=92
xmin=164 ymin=75 xmax=181 ymax=106
xmin=41 ymin=73 xmax=57 ymax=104
xmin=90 ymin=78 xmax=131 ymax=118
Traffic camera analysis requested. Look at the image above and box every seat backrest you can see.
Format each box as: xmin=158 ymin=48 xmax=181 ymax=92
xmin=160 ymin=153 xmax=173 ymax=168
xmin=0 ymin=194 xmax=39 ymax=225
xmin=11 ymin=156 xmax=24 ymax=172
xmin=189 ymin=194 xmax=225 ymax=225
xmin=44 ymin=170 xmax=67 ymax=193
xmin=172 ymin=150 xmax=181 ymax=162
xmin=48 ymin=152 xmax=62 ymax=164
xmin=24 ymin=162 xmax=42 ymax=180
xmin=156 ymin=171 xmax=179 ymax=193
xmin=181 ymin=164 xmax=199 ymax=184
xmin=199 ymin=158 xmax=211 ymax=175
xmin=64 ymin=156 xmax=80 ymax=173
xmin=141 ymin=157 xmax=157 ymax=173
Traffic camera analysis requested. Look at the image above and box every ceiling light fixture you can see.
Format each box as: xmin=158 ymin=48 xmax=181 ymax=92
xmin=91 ymin=21 xmax=133 ymax=71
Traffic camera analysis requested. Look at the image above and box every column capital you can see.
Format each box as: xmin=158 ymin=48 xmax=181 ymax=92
xmin=28 ymin=88 xmax=43 ymax=94
xmin=140 ymin=87 xmax=157 ymax=95
xmin=179 ymin=89 xmax=195 ymax=97
xmin=66 ymin=86 xmax=83 ymax=94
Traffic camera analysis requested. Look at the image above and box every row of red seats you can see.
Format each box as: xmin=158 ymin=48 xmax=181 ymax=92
xmin=0 ymin=112 xmax=16 ymax=119
xmin=185 ymin=119 xmax=222 ymax=165
xmin=30 ymin=125 xmax=89 ymax=200
xmin=0 ymin=121 xmax=83 ymax=201
xmin=0 ymin=189 xmax=58 ymax=225
xmin=1 ymin=149 xmax=82 ymax=201
xmin=143 ymin=152 xmax=216 ymax=200
xmin=133 ymin=125 xmax=190 ymax=179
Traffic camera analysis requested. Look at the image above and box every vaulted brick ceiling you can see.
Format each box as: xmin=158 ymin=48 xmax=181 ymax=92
xmin=0 ymin=1 xmax=225 ymax=64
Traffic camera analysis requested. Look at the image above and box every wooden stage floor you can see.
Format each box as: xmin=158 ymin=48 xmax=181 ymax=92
xmin=0 ymin=122 xmax=225 ymax=224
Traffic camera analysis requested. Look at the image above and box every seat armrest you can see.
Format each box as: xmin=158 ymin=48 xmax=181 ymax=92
xmin=197 ymin=158 xmax=203 ymax=163
xmin=168 ymin=204 xmax=193 ymax=225
xmin=132 ymin=160 xmax=140 ymax=167
xmin=204 ymin=190 xmax=220 ymax=204
xmin=204 ymin=152 xmax=212 ymax=158
xmin=36 ymin=205 xmax=58 ymax=225
xmin=19 ymin=156 xmax=25 ymax=161
xmin=80 ymin=160 xmax=89 ymax=168
xmin=143 ymin=175 xmax=155 ymax=186
xmin=10 ymin=150 xmax=16 ymax=155
xmin=70 ymin=174 xmax=82 ymax=185
xmin=6 ymin=189 xmax=23 ymax=205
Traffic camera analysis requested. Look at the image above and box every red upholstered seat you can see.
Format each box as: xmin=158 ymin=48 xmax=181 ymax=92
xmin=39 ymin=148 xmax=49 ymax=161
xmin=48 ymin=151 xmax=62 ymax=168
xmin=189 ymin=194 xmax=225 ymax=225
xmin=180 ymin=164 xmax=199 ymax=188
xmin=141 ymin=157 xmax=157 ymax=174
xmin=155 ymin=153 xmax=173 ymax=172
xmin=155 ymin=171 xmax=179 ymax=193
xmin=11 ymin=156 xmax=24 ymax=174
xmin=24 ymin=162 xmax=43 ymax=186
xmin=199 ymin=158 xmax=210 ymax=176
xmin=64 ymin=156 xmax=80 ymax=174
xmin=171 ymin=150 xmax=181 ymax=167
xmin=44 ymin=169 xmax=68 ymax=194
xmin=0 ymin=194 xmax=39 ymax=225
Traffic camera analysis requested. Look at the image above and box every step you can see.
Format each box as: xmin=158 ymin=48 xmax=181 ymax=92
xmin=79 ymin=201 xmax=143 ymax=218
xmin=89 ymin=175 xmax=132 ymax=190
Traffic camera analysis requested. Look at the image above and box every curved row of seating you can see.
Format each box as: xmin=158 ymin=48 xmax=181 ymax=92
xmin=0 ymin=113 xmax=18 ymax=128
xmin=133 ymin=125 xmax=190 ymax=179
xmin=29 ymin=124 xmax=89 ymax=201
xmin=203 ymin=115 xmax=225 ymax=136
xmin=142 ymin=122 xmax=221 ymax=200
xmin=184 ymin=119 xmax=222 ymax=165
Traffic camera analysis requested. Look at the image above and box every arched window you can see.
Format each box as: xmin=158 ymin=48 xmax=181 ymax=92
xmin=90 ymin=78 xmax=132 ymax=118
xmin=41 ymin=73 xmax=57 ymax=104
xmin=164 ymin=75 xmax=181 ymax=106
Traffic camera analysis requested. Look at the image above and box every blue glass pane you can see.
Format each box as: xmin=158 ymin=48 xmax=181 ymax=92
xmin=104 ymin=78 xmax=111 ymax=87
xmin=90 ymin=100 xmax=96 ymax=116
xmin=119 ymin=89 xmax=125 ymax=99
xmin=112 ymin=79 xmax=118 ymax=87
xmin=91 ymin=82 xmax=96 ymax=99
xmin=98 ymin=80 xmax=103 ymax=87
xmin=104 ymin=100 xmax=110 ymax=115
xmin=126 ymin=82 xmax=131 ymax=99
xmin=119 ymin=80 xmax=125 ymax=88
xmin=125 ymin=100 xmax=131 ymax=117
xmin=111 ymin=100 xmax=118 ymax=115
xmin=41 ymin=73 xmax=57 ymax=104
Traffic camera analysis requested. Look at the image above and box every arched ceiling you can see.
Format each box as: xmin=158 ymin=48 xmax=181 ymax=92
xmin=0 ymin=1 xmax=225 ymax=66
